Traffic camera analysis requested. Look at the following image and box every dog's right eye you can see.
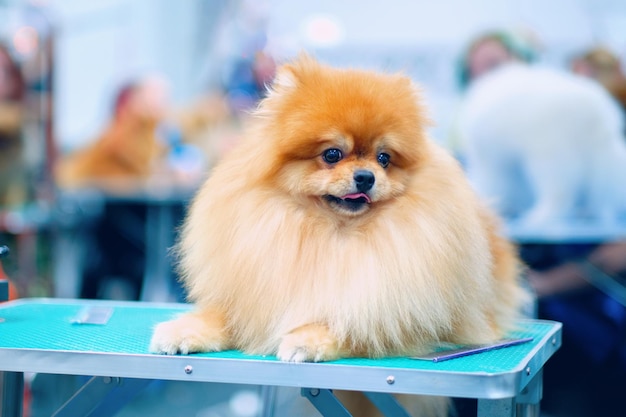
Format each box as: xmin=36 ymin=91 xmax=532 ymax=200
xmin=322 ymin=148 xmax=343 ymax=164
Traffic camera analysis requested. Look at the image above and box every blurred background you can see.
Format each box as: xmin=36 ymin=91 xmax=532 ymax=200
xmin=31 ymin=0 xmax=626 ymax=150
xmin=1 ymin=0 xmax=626 ymax=416
xmin=2 ymin=0 xmax=624 ymax=297
xmin=3 ymin=0 xmax=625 ymax=153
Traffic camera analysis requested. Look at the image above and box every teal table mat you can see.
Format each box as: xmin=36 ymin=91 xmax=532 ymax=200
xmin=0 ymin=298 xmax=556 ymax=375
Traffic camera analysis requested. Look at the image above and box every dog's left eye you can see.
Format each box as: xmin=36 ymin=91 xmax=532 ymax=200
xmin=322 ymin=148 xmax=343 ymax=164
xmin=377 ymin=152 xmax=391 ymax=168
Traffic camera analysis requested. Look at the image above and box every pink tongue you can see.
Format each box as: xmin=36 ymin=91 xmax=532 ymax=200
xmin=342 ymin=193 xmax=371 ymax=203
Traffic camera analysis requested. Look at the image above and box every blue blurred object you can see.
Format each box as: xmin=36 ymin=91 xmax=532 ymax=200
xmin=0 ymin=245 xmax=9 ymax=302
xmin=158 ymin=124 xmax=206 ymax=176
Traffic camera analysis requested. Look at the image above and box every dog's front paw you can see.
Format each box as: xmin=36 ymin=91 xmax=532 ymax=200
xmin=277 ymin=324 xmax=343 ymax=362
xmin=149 ymin=310 xmax=229 ymax=355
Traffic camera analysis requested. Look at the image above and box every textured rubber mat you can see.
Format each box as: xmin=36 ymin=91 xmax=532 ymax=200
xmin=0 ymin=299 xmax=556 ymax=374
xmin=0 ymin=300 xmax=190 ymax=354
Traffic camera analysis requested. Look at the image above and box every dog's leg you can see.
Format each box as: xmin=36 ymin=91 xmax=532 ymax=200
xmin=277 ymin=323 xmax=347 ymax=362
xmin=149 ymin=307 xmax=230 ymax=355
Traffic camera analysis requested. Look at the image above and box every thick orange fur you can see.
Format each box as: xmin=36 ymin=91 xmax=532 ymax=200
xmin=150 ymin=55 xmax=528 ymax=416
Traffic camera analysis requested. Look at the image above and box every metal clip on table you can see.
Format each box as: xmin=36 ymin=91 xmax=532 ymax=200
xmin=0 ymin=299 xmax=561 ymax=417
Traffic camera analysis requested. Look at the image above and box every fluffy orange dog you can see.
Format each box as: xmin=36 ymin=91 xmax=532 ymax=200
xmin=150 ymin=55 xmax=526 ymax=413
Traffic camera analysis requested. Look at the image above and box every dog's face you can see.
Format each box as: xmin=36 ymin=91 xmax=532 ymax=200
xmin=256 ymin=56 xmax=431 ymax=217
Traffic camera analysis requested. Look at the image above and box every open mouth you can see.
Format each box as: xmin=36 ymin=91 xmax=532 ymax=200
xmin=324 ymin=192 xmax=372 ymax=212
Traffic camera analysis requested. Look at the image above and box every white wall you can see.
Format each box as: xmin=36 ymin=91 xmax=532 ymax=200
xmin=35 ymin=0 xmax=626 ymax=149
xmin=52 ymin=0 xmax=222 ymax=150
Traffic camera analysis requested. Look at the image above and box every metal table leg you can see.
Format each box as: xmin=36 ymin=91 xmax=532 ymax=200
xmin=364 ymin=392 xmax=412 ymax=417
xmin=477 ymin=397 xmax=515 ymax=417
xmin=302 ymin=388 xmax=412 ymax=417
xmin=52 ymin=376 xmax=151 ymax=417
xmin=141 ymin=204 xmax=175 ymax=302
xmin=259 ymin=385 xmax=277 ymax=417
xmin=515 ymin=369 xmax=542 ymax=417
xmin=302 ymin=388 xmax=353 ymax=417
xmin=0 ymin=371 xmax=24 ymax=417
xmin=477 ymin=369 xmax=543 ymax=417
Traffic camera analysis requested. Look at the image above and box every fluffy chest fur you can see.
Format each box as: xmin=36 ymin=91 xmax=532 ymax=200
xmin=180 ymin=144 xmax=498 ymax=356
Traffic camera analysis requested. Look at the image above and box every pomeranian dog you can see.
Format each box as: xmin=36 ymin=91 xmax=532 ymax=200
xmin=150 ymin=55 xmax=527 ymax=415
xmin=459 ymin=63 xmax=626 ymax=227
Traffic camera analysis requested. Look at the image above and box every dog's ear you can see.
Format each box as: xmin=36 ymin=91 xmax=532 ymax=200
xmin=271 ymin=53 xmax=320 ymax=91
xmin=272 ymin=65 xmax=299 ymax=91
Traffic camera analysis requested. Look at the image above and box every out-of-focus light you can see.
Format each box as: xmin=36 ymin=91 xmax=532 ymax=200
xmin=13 ymin=26 xmax=39 ymax=57
xmin=301 ymin=14 xmax=345 ymax=48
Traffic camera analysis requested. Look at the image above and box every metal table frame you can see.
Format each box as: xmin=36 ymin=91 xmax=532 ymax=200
xmin=0 ymin=298 xmax=562 ymax=417
xmin=53 ymin=189 xmax=194 ymax=302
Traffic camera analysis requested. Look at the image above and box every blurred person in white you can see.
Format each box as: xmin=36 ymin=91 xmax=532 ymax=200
xmin=456 ymin=30 xmax=626 ymax=417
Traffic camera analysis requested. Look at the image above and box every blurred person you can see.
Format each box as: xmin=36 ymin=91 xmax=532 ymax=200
xmin=173 ymin=50 xmax=277 ymax=169
xmin=571 ymin=46 xmax=626 ymax=119
xmin=54 ymin=75 xmax=183 ymax=301
xmin=224 ymin=50 xmax=276 ymax=116
xmin=447 ymin=31 xmax=536 ymax=159
xmin=457 ymin=30 xmax=537 ymax=90
xmin=457 ymin=30 xmax=626 ymax=417
xmin=55 ymin=75 xmax=171 ymax=192
xmin=0 ymin=43 xmax=28 ymax=207
xmin=521 ymin=239 xmax=626 ymax=417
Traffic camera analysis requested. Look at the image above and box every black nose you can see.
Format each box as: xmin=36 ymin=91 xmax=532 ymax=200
xmin=354 ymin=170 xmax=375 ymax=192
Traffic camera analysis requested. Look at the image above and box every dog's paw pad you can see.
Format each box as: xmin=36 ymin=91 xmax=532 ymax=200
xmin=149 ymin=313 xmax=228 ymax=355
xmin=277 ymin=345 xmax=329 ymax=363
xmin=150 ymin=320 xmax=190 ymax=355
xmin=277 ymin=324 xmax=341 ymax=363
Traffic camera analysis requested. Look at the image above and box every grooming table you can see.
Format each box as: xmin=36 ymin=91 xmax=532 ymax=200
xmin=0 ymin=298 xmax=561 ymax=417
